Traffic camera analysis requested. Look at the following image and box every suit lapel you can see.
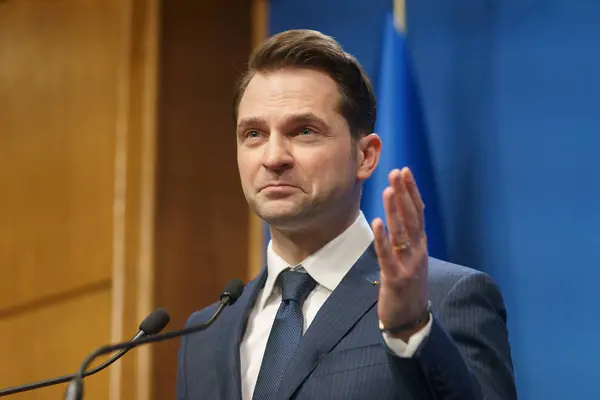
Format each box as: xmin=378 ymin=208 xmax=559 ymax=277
xmin=276 ymin=244 xmax=381 ymax=400
xmin=220 ymin=268 xmax=268 ymax=400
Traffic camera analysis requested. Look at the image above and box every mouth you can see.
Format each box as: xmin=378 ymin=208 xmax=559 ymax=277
xmin=259 ymin=183 xmax=299 ymax=193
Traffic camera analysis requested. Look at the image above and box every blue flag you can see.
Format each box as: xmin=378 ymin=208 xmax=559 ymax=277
xmin=361 ymin=12 xmax=447 ymax=260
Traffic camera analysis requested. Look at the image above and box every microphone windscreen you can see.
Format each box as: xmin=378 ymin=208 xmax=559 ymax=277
xmin=222 ymin=279 xmax=245 ymax=305
xmin=139 ymin=308 xmax=171 ymax=335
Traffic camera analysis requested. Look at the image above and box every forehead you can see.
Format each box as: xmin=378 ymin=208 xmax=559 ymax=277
xmin=237 ymin=69 xmax=342 ymax=122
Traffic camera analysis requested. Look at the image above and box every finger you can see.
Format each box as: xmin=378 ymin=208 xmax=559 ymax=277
xmin=382 ymin=184 xmax=409 ymax=253
xmin=371 ymin=217 xmax=401 ymax=281
xmin=389 ymin=169 xmax=419 ymax=244
xmin=403 ymin=168 xmax=425 ymax=232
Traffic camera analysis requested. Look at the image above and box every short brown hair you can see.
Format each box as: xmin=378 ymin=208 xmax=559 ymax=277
xmin=232 ymin=29 xmax=377 ymax=139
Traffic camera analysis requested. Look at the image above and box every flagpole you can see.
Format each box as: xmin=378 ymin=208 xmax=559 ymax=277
xmin=394 ymin=0 xmax=406 ymax=32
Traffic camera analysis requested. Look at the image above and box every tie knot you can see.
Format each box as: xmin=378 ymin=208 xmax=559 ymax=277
xmin=278 ymin=269 xmax=316 ymax=303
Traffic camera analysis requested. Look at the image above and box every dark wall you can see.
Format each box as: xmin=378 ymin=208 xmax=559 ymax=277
xmin=152 ymin=1 xmax=252 ymax=397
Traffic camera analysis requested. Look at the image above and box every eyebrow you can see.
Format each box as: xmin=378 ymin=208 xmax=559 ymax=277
xmin=282 ymin=113 xmax=330 ymax=130
xmin=237 ymin=112 xmax=331 ymax=132
xmin=237 ymin=117 xmax=265 ymax=132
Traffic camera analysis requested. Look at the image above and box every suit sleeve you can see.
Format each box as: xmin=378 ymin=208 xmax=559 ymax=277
xmin=387 ymin=271 xmax=517 ymax=400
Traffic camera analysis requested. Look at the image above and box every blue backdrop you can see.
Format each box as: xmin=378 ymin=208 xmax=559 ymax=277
xmin=269 ymin=0 xmax=600 ymax=399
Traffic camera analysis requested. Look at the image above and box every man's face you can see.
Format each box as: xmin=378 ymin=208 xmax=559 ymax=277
xmin=236 ymin=68 xmax=361 ymax=230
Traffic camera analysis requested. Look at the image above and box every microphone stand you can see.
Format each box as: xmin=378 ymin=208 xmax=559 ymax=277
xmin=66 ymin=302 xmax=227 ymax=399
xmin=0 ymin=331 xmax=143 ymax=397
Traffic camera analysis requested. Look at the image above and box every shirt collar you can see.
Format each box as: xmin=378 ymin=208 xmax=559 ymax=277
xmin=258 ymin=211 xmax=374 ymax=310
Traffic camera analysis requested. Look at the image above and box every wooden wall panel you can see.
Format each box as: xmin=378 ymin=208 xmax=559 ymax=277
xmin=249 ymin=0 xmax=269 ymax=277
xmin=0 ymin=0 xmax=257 ymax=397
xmin=151 ymin=0 xmax=252 ymax=398
xmin=0 ymin=288 xmax=112 ymax=400
xmin=0 ymin=0 xmax=121 ymax=308
xmin=0 ymin=0 xmax=133 ymax=398
xmin=107 ymin=0 xmax=160 ymax=398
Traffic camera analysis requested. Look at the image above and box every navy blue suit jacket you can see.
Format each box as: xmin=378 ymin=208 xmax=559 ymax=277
xmin=177 ymin=244 xmax=517 ymax=399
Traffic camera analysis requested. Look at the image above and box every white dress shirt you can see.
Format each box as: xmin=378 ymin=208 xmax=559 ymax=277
xmin=239 ymin=211 xmax=433 ymax=399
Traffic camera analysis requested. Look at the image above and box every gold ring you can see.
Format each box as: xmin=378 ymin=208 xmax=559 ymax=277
xmin=393 ymin=242 xmax=410 ymax=252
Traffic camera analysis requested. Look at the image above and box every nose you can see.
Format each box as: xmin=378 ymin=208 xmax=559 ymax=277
xmin=262 ymin=133 xmax=293 ymax=172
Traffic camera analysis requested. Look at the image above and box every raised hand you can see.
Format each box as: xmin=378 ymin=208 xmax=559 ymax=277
xmin=371 ymin=167 xmax=430 ymax=341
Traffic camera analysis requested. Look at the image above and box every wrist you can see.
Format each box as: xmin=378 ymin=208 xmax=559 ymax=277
xmin=378 ymin=301 xmax=431 ymax=341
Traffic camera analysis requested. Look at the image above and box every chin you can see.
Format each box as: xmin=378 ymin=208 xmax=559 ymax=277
xmin=253 ymin=204 xmax=313 ymax=229
xmin=259 ymin=210 xmax=303 ymax=225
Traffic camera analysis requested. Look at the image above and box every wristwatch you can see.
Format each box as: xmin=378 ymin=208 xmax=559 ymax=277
xmin=378 ymin=301 xmax=432 ymax=335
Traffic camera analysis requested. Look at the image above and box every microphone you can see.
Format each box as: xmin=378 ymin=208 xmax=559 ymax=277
xmin=65 ymin=278 xmax=245 ymax=400
xmin=0 ymin=308 xmax=171 ymax=397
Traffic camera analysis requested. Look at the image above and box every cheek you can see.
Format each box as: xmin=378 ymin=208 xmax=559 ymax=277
xmin=303 ymin=150 xmax=354 ymax=189
xmin=237 ymin=151 xmax=258 ymax=185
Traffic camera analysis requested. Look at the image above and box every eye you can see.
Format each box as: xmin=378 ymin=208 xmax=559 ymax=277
xmin=299 ymin=127 xmax=315 ymax=135
xmin=245 ymin=130 xmax=262 ymax=139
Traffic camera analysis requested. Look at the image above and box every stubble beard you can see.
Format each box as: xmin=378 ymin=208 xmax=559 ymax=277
xmin=249 ymin=195 xmax=322 ymax=231
xmin=249 ymin=186 xmax=356 ymax=234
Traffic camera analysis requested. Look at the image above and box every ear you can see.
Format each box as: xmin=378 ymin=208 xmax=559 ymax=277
xmin=355 ymin=133 xmax=382 ymax=181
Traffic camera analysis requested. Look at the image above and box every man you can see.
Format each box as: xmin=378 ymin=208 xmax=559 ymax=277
xmin=177 ymin=29 xmax=517 ymax=399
